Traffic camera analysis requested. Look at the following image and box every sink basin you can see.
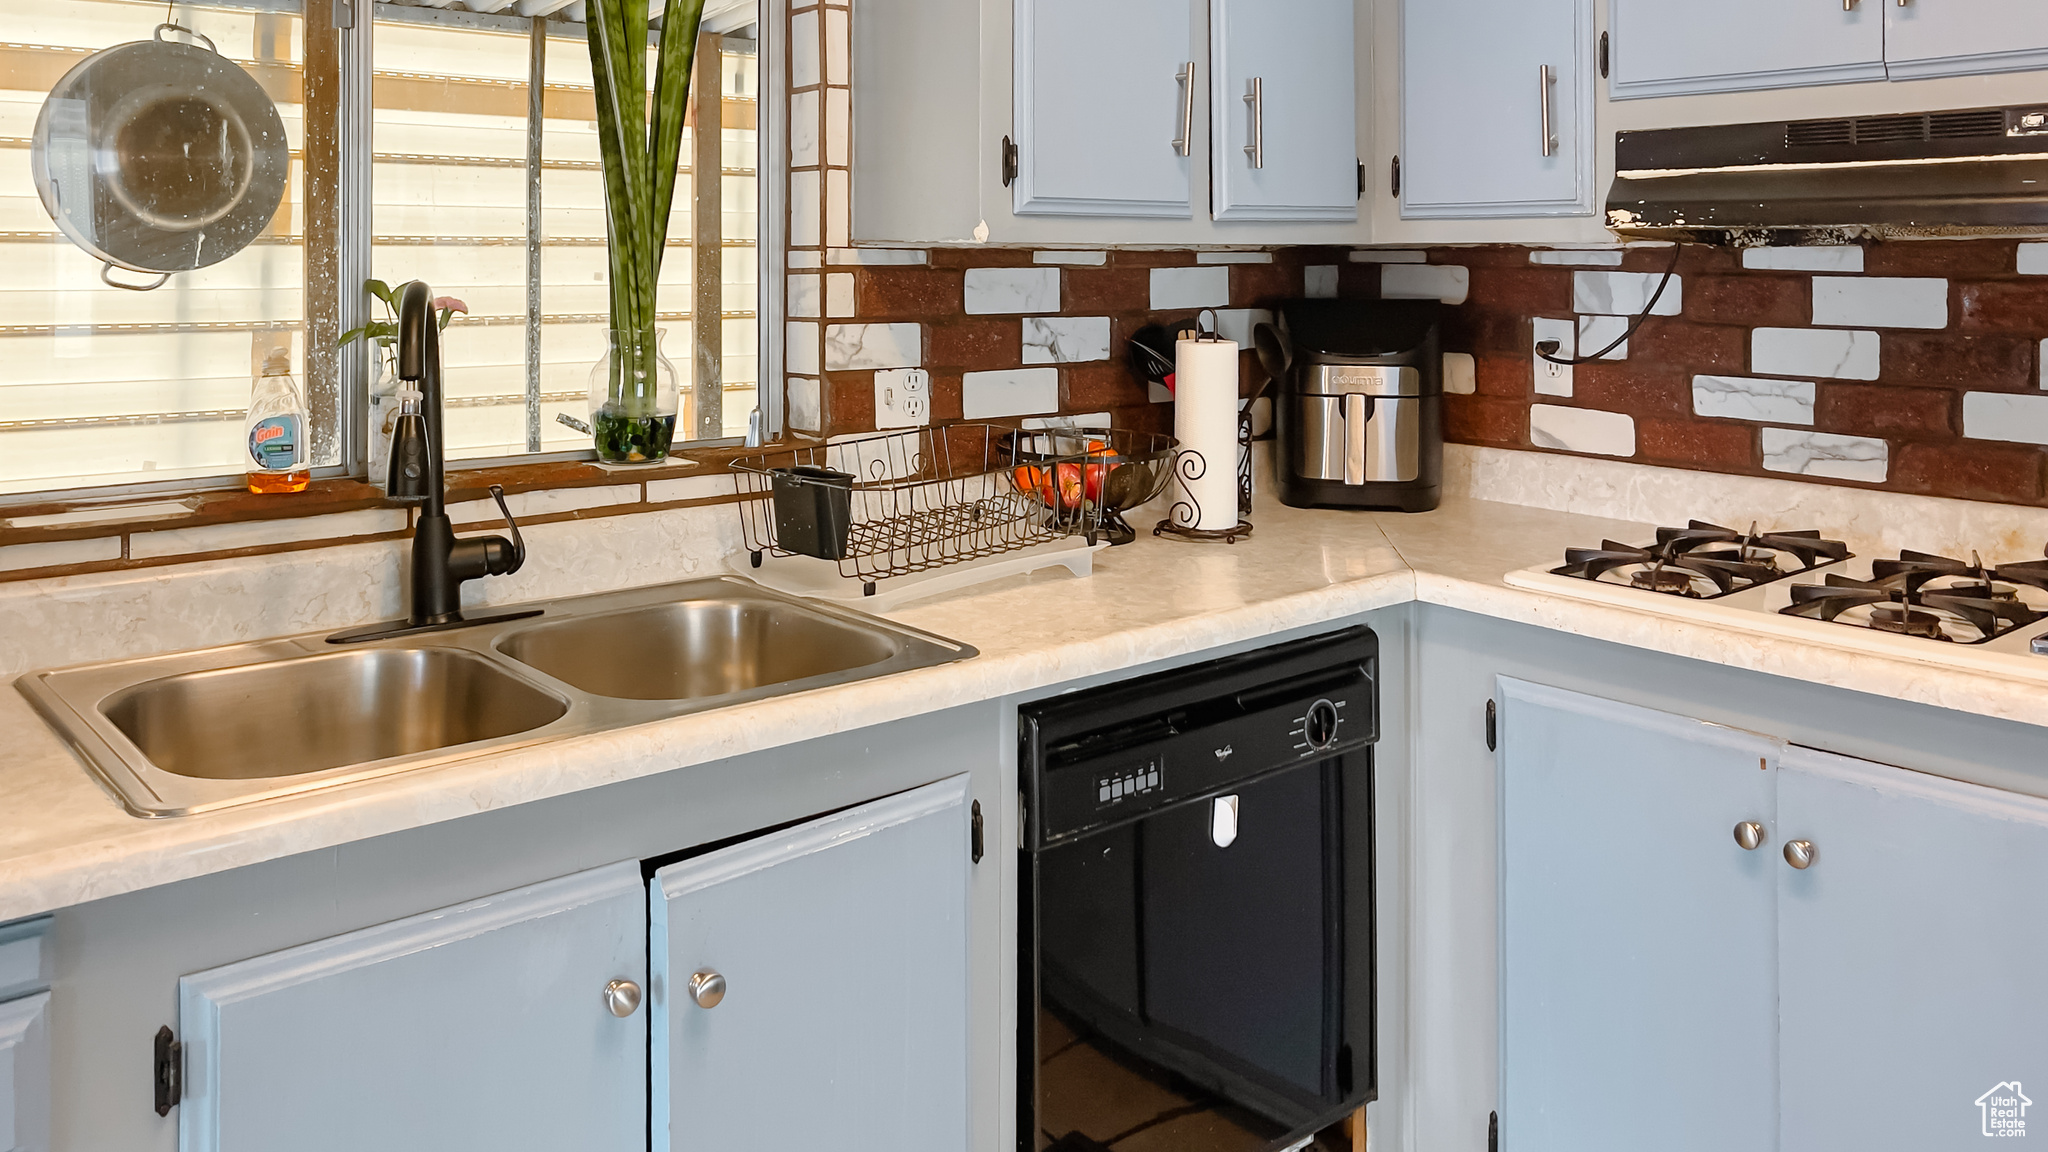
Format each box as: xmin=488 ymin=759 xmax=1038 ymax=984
xmin=101 ymin=648 xmax=568 ymax=781
xmin=496 ymin=598 xmax=898 ymax=701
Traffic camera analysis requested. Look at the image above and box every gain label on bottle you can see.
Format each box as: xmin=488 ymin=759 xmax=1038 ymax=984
xmin=248 ymin=414 xmax=301 ymax=471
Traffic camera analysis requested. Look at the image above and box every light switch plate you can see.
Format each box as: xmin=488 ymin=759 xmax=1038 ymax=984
xmin=1532 ymin=317 xmax=1575 ymax=397
xmin=875 ymin=367 xmax=931 ymax=429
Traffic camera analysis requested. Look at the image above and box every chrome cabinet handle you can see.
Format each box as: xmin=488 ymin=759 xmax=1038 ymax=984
xmin=604 ymin=978 xmax=642 ymax=1018
xmin=1243 ymin=77 xmax=1264 ymax=169
xmin=689 ymin=969 xmax=727 ymax=1009
xmin=1172 ymin=62 xmax=1195 ymax=156
xmin=1539 ymin=65 xmax=1557 ymax=157
xmin=1843 ymin=0 xmax=1857 ymax=8
xmin=1784 ymin=840 xmax=1817 ymax=870
xmin=1734 ymin=821 xmax=1765 ymax=851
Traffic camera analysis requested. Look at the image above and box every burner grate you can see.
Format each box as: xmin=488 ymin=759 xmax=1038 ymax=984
xmin=1553 ymin=520 xmax=1850 ymax=599
xmin=1780 ymin=551 xmax=2047 ymax=644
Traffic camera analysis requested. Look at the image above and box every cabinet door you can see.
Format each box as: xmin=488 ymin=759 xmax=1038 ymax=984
xmin=178 ymin=862 xmax=647 ymax=1152
xmin=1013 ymin=0 xmax=1194 ymax=217
xmin=652 ymin=776 xmax=970 ymax=1152
xmin=1211 ymin=0 xmax=1357 ymax=222
xmin=1497 ymin=679 xmax=1778 ymax=1152
xmin=1886 ymin=0 xmax=2048 ymax=80
xmin=1399 ymin=0 xmax=1593 ymax=218
xmin=1778 ymin=747 xmax=2048 ymax=1150
xmin=0 ymin=992 xmax=51 ymax=1152
xmin=1608 ymin=0 xmax=1884 ymax=98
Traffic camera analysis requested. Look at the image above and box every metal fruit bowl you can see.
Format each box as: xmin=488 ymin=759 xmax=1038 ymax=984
xmin=1005 ymin=428 xmax=1177 ymax=546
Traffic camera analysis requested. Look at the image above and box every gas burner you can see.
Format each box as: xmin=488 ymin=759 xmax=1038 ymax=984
xmin=1553 ymin=520 xmax=1850 ymax=599
xmin=1780 ymin=562 xmax=2046 ymax=644
xmin=1868 ymin=605 xmax=1948 ymax=640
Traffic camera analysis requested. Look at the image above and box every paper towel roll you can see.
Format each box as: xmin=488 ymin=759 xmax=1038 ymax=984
xmin=1170 ymin=336 xmax=1240 ymax=531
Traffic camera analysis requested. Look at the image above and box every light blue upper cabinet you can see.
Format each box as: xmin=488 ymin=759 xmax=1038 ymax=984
xmin=1400 ymin=0 xmax=1594 ymax=218
xmin=1886 ymin=0 xmax=2048 ymax=80
xmin=1608 ymin=0 xmax=1885 ymax=98
xmin=651 ymin=776 xmax=971 ymax=1152
xmin=178 ymin=862 xmax=648 ymax=1152
xmin=1012 ymin=0 xmax=1194 ymax=217
xmin=1497 ymin=678 xmax=1779 ymax=1152
xmin=1777 ymin=746 xmax=2048 ymax=1151
xmin=1211 ymin=0 xmax=1357 ymax=222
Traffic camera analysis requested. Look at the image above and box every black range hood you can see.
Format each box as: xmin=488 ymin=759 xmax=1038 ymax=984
xmin=1606 ymin=104 xmax=2048 ymax=245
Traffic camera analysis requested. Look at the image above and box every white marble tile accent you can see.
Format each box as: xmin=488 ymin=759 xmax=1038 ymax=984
xmin=1576 ymin=314 xmax=1630 ymax=361
xmin=1197 ymin=252 xmax=1273 ymax=264
xmin=1022 ymin=316 xmax=1111 ymax=364
xmin=824 ymin=169 xmax=849 ymax=248
xmin=1443 ymin=352 xmax=1476 ymax=395
xmin=962 ymin=367 xmax=1059 ymax=419
xmin=1811 ymin=276 xmax=1947 ymax=329
xmin=1761 ymin=428 xmax=1888 ymax=483
xmin=447 ymin=484 xmax=642 ymax=526
xmin=1743 ymin=245 xmax=1865 ymax=272
xmin=2041 ymin=339 xmax=2048 ymax=388
xmin=1530 ymin=248 xmax=1624 ymax=266
xmin=1305 ymin=265 xmax=1339 ymax=298
xmin=823 ymin=7 xmax=849 ymax=85
xmin=1033 ymin=250 xmax=1106 ymax=265
xmin=825 ymin=322 xmax=920 ymax=370
xmin=1532 ymin=317 xmax=1574 ymax=397
xmin=0 ymin=536 xmax=120 ymax=573
xmin=1692 ymin=375 xmax=1816 ymax=425
xmin=788 ymin=250 xmax=822 ymax=269
xmin=1530 ymin=404 xmax=1635 ymax=457
xmin=826 ymin=248 xmax=927 ymax=265
xmin=787 ymin=273 xmax=821 ymax=318
xmin=788 ymin=89 xmax=820 ymax=166
xmin=1382 ymin=264 xmax=1469 ymax=304
xmin=786 ymin=321 xmax=820 ymax=375
xmin=787 ymin=377 xmax=822 ymax=432
xmin=132 ymin=509 xmax=408 ymax=560
xmin=5 ymin=501 xmax=192 ymax=529
xmin=1022 ymin=412 xmax=1111 ymax=430
xmin=790 ymin=9 xmax=820 ymax=88
xmin=965 ymin=267 xmax=1060 ymax=314
xmin=1963 ymin=391 xmax=2048 ymax=445
xmin=825 ymin=272 xmax=855 ymax=317
xmin=1211 ymin=308 xmax=1273 ymax=348
xmin=824 ymin=87 xmax=850 ymax=167
xmin=645 ymin=474 xmax=740 ymax=503
xmin=788 ymin=171 xmax=820 ymax=247
xmin=1149 ymin=266 xmax=1229 ymax=310
xmin=2020 ymin=244 xmax=2048 ymax=275
xmin=1752 ymin=327 xmax=1879 ymax=380
xmin=1573 ymin=270 xmax=1683 ymax=316
xmin=1349 ymin=249 xmax=1427 ymax=263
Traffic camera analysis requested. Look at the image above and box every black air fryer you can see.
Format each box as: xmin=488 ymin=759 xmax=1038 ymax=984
xmin=1259 ymin=300 xmax=1443 ymax=513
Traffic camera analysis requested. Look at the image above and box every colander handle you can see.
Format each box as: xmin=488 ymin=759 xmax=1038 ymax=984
xmin=101 ymin=263 xmax=170 ymax=292
xmin=154 ymin=22 xmax=219 ymax=54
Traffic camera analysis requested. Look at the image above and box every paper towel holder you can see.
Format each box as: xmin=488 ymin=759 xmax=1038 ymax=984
xmin=1155 ymin=312 xmax=1255 ymax=545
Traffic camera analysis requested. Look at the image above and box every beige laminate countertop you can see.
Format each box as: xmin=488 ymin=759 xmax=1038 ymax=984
xmin=3 ymin=493 xmax=2044 ymax=922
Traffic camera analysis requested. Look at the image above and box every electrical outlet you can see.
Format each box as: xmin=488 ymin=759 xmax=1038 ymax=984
xmin=1532 ymin=317 xmax=1575 ymax=398
xmin=875 ymin=368 xmax=931 ymax=429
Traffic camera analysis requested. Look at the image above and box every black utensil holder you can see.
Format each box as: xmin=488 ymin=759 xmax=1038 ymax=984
xmin=770 ymin=466 xmax=855 ymax=560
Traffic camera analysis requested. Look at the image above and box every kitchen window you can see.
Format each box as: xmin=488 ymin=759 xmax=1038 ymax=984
xmin=0 ymin=0 xmax=769 ymax=501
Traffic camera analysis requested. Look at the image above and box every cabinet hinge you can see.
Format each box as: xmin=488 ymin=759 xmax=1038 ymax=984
xmin=1485 ymin=699 xmax=1497 ymax=752
xmin=1390 ymin=155 xmax=1401 ymax=199
xmin=1599 ymin=31 xmax=1610 ymax=79
xmin=970 ymin=800 xmax=985 ymax=863
xmin=153 ymin=1025 xmax=182 ymax=1116
xmin=1001 ymin=136 xmax=1018 ymax=187
xmin=1489 ymin=1110 xmax=1499 ymax=1152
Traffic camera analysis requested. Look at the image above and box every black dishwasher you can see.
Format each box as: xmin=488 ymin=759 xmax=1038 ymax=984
xmin=1019 ymin=627 xmax=1377 ymax=1152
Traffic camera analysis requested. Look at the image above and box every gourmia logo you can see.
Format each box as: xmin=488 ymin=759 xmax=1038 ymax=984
xmin=1977 ymin=1082 xmax=2032 ymax=1138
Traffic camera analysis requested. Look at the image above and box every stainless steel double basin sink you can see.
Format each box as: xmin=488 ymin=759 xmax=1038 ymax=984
xmin=17 ymin=577 xmax=976 ymax=817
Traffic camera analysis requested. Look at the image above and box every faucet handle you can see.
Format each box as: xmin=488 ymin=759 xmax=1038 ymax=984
xmin=483 ymin=484 xmax=525 ymax=575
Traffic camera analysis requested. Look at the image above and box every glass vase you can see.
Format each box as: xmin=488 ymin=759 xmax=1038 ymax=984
xmin=588 ymin=327 xmax=680 ymax=465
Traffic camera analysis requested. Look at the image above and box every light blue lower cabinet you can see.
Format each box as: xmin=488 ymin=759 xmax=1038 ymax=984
xmin=1497 ymin=678 xmax=1779 ymax=1152
xmin=651 ymin=775 xmax=971 ymax=1152
xmin=177 ymin=861 xmax=648 ymax=1152
xmin=1 ymin=990 xmax=52 ymax=1152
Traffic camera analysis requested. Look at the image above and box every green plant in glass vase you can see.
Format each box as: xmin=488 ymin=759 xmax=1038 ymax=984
xmin=584 ymin=0 xmax=708 ymax=464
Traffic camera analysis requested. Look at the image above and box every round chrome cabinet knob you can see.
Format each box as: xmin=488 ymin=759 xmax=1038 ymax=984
xmin=1304 ymin=700 xmax=1341 ymax=751
xmin=1733 ymin=821 xmax=1765 ymax=851
xmin=689 ymin=969 xmax=726 ymax=1009
xmin=604 ymin=978 xmax=642 ymax=1018
xmin=1784 ymin=840 xmax=1817 ymax=870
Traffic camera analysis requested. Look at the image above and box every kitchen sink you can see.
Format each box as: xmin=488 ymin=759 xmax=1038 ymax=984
xmin=18 ymin=576 xmax=975 ymax=817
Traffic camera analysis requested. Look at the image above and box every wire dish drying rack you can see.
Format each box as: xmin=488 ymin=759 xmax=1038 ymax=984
xmin=730 ymin=423 xmax=1173 ymax=607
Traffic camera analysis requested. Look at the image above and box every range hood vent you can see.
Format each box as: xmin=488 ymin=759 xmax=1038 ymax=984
xmin=1607 ymin=103 xmax=2048 ymax=245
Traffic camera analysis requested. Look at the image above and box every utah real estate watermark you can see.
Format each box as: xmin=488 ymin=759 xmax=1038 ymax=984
xmin=1978 ymin=1082 xmax=2032 ymax=1138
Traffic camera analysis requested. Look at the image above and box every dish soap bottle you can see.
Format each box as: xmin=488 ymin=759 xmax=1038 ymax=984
xmin=246 ymin=347 xmax=309 ymax=493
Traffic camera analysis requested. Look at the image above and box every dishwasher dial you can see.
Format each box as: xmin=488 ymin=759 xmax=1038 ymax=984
xmin=1303 ymin=700 xmax=1341 ymax=751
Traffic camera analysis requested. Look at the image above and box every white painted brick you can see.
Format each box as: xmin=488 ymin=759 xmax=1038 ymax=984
xmin=1349 ymin=250 xmax=1426 ymax=263
xmin=1033 ymin=250 xmax=1106 ymax=265
xmin=1963 ymin=392 xmax=2048 ymax=445
xmin=824 ymin=322 xmax=920 ymax=370
xmin=964 ymin=267 xmax=1060 ymax=314
xmin=1382 ymin=264 xmax=1469 ymax=304
xmin=1022 ymin=316 xmax=1111 ymax=364
xmin=1305 ymin=266 xmax=1338 ymax=298
xmin=646 ymin=474 xmax=740 ymax=503
xmin=1196 ymin=251 xmax=1273 ymax=264
xmin=825 ymin=248 xmax=926 ymax=265
xmin=786 ymin=320 xmax=820 ymax=375
xmin=823 ymin=7 xmax=848 ymax=85
xmin=824 ymin=87 xmax=850 ymax=167
xmin=132 ymin=509 xmax=408 ymax=559
xmin=962 ymin=367 xmax=1059 ymax=419
xmin=1812 ymin=276 xmax=1947 ymax=329
xmin=825 ymin=272 xmax=855 ymax=317
xmin=824 ymin=169 xmax=849 ymax=248
xmin=1761 ymin=429 xmax=1887 ymax=483
xmin=1742 ymin=246 xmax=1864 ymax=272
xmin=790 ymin=9 xmax=820 ymax=88
xmin=1573 ymin=270 xmax=1682 ymax=316
xmin=787 ymin=273 xmax=821 ymax=318
xmin=1529 ymin=405 xmax=1635 ymax=457
xmin=1577 ymin=315 xmax=1630 ymax=361
xmin=1149 ymin=266 xmax=1229 ymax=310
xmin=1752 ymin=327 xmax=1879 ymax=380
xmin=787 ymin=377 xmax=822 ymax=432
xmin=2041 ymin=338 xmax=2048 ymax=388
xmin=788 ymin=250 xmax=822 ymax=269
xmin=1443 ymin=352 xmax=1476 ymax=395
xmin=447 ymin=484 xmax=641 ymax=525
xmin=2021 ymin=244 xmax=2048 ymax=275
xmin=0 ymin=536 xmax=120 ymax=572
xmin=788 ymin=89 xmax=820 ymax=167
xmin=5 ymin=501 xmax=190 ymax=529
xmin=1530 ymin=248 xmax=1623 ymax=266
xmin=788 ymin=171 xmax=820 ymax=247
xmin=1692 ymin=375 xmax=1815 ymax=425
